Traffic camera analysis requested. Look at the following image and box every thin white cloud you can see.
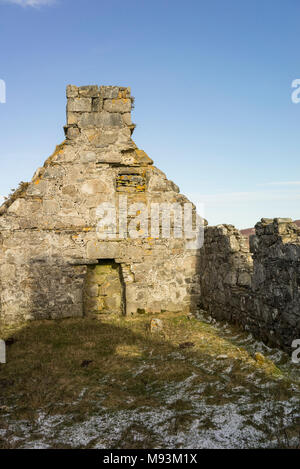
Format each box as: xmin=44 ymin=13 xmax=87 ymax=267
xmin=2 ymin=0 xmax=55 ymax=7
xmin=185 ymin=189 xmax=300 ymax=229
xmin=258 ymin=181 xmax=300 ymax=186
xmin=187 ymin=189 xmax=300 ymax=208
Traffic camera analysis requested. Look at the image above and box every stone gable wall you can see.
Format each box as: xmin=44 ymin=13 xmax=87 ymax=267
xmin=0 ymin=85 xmax=201 ymax=323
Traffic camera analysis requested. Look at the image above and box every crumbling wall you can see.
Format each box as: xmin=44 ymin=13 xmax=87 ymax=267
xmin=199 ymin=218 xmax=300 ymax=351
xmin=0 ymin=85 xmax=201 ymax=323
xmin=250 ymin=218 xmax=300 ymax=350
xmin=198 ymin=224 xmax=253 ymax=326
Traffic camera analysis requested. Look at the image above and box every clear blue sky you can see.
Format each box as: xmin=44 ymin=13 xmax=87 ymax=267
xmin=0 ymin=0 xmax=300 ymax=229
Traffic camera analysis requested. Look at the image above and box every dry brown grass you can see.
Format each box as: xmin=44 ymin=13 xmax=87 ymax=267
xmin=0 ymin=312 xmax=297 ymax=448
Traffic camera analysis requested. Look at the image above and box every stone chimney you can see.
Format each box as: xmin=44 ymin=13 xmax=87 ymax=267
xmin=64 ymin=85 xmax=135 ymax=140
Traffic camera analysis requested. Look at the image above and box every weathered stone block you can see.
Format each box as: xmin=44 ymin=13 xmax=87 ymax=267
xmin=122 ymin=113 xmax=132 ymax=126
xmin=103 ymin=98 xmax=132 ymax=114
xmin=92 ymin=97 xmax=103 ymax=112
xmin=228 ymin=235 xmax=240 ymax=252
xmin=67 ymin=112 xmax=79 ymax=125
xmin=67 ymin=97 xmax=92 ymax=112
xmin=96 ymin=152 xmax=122 ymax=164
xmin=100 ymin=86 xmax=119 ymax=99
xmin=237 ymin=271 xmax=251 ymax=287
xmin=86 ymin=241 xmax=119 ymax=259
xmin=150 ymin=318 xmax=163 ymax=333
xmin=7 ymin=198 xmax=26 ymax=215
xmin=66 ymin=85 xmax=78 ymax=98
xmin=81 ymin=179 xmax=110 ymax=195
xmin=78 ymin=111 xmax=123 ymax=128
xmin=43 ymin=200 xmax=59 ymax=215
xmin=64 ymin=125 xmax=80 ymax=139
xmin=78 ymin=86 xmax=99 ymax=97
xmin=79 ymin=151 xmax=97 ymax=163
xmin=26 ymin=180 xmax=48 ymax=196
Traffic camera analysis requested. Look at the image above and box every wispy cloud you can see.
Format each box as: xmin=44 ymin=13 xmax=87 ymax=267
xmin=2 ymin=0 xmax=56 ymax=7
xmin=187 ymin=189 xmax=300 ymax=207
xmin=258 ymin=181 xmax=300 ymax=186
xmin=186 ymin=189 xmax=300 ymax=229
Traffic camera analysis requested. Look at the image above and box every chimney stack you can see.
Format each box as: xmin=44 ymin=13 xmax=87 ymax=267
xmin=64 ymin=85 xmax=135 ymax=140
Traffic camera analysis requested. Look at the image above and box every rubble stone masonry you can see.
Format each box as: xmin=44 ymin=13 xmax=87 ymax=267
xmin=199 ymin=218 xmax=300 ymax=352
xmin=0 ymin=85 xmax=200 ymax=323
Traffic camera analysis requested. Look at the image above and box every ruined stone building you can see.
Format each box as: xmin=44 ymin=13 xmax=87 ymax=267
xmin=0 ymin=85 xmax=299 ymax=353
xmin=0 ymin=85 xmax=201 ymax=324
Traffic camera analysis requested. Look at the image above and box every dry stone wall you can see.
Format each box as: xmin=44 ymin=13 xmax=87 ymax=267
xmin=250 ymin=218 xmax=300 ymax=350
xmin=199 ymin=218 xmax=300 ymax=352
xmin=198 ymin=224 xmax=253 ymax=325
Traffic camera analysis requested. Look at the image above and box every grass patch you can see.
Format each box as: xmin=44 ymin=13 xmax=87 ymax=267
xmin=0 ymin=312 xmax=298 ymax=448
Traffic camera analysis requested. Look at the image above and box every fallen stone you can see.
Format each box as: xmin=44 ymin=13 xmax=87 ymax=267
xmin=179 ymin=342 xmax=195 ymax=349
xmin=150 ymin=318 xmax=163 ymax=333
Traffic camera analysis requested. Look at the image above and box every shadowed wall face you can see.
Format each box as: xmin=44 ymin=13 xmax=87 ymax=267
xmin=199 ymin=218 xmax=300 ymax=352
xmin=83 ymin=262 xmax=124 ymax=316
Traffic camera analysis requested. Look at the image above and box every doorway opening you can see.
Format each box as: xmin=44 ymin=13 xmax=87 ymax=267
xmin=83 ymin=260 xmax=125 ymax=316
